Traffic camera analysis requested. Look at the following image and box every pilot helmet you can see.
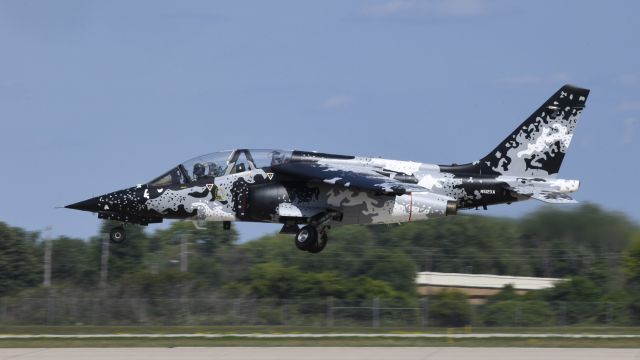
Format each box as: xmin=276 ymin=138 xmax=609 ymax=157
xmin=193 ymin=163 xmax=206 ymax=178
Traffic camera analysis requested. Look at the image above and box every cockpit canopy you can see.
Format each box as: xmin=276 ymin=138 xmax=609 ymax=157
xmin=148 ymin=149 xmax=292 ymax=187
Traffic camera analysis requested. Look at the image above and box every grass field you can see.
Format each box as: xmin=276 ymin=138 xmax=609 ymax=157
xmin=2 ymin=325 xmax=640 ymax=335
xmin=0 ymin=326 xmax=639 ymax=348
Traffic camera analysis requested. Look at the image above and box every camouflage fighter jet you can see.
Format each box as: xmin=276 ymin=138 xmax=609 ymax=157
xmin=66 ymin=85 xmax=589 ymax=253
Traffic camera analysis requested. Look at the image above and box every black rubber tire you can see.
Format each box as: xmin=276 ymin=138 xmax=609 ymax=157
xmin=308 ymin=232 xmax=328 ymax=253
xmin=294 ymin=225 xmax=317 ymax=251
xmin=110 ymin=226 xmax=127 ymax=244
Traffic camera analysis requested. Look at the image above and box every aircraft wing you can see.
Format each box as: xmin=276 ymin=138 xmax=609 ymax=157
xmin=509 ymin=186 xmax=578 ymax=204
xmin=272 ymin=162 xmax=427 ymax=195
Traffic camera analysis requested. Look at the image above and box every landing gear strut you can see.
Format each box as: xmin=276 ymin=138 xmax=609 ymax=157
xmin=109 ymin=226 xmax=127 ymax=243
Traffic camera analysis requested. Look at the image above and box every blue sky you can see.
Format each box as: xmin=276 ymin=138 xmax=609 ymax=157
xmin=1 ymin=0 xmax=639 ymax=241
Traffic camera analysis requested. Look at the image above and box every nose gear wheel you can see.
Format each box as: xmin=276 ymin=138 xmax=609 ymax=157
xmin=109 ymin=226 xmax=127 ymax=244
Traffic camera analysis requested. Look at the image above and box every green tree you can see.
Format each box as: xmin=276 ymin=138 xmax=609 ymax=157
xmin=361 ymin=248 xmax=416 ymax=293
xmin=49 ymin=236 xmax=95 ymax=286
xmin=248 ymin=262 xmax=299 ymax=299
xmin=624 ymin=232 xmax=640 ymax=292
xmin=387 ymin=215 xmax=530 ymax=276
xmin=481 ymin=285 xmax=553 ymax=326
xmin=98 ymin=221 xmax=148 ymax=279
xmin=342 ymin=276 xmax=400 ymax=300
xmin=428 ymin=290 xmax=470 ymax=327
xmin=482 ymin=300 xmax=553 ymax=326
xmin=0 ymin=222 xmax=40 ymax=295
xmin=542 ymin=276 xmax=601 ymax=324
xmin=246 ymin=262 xmax=403 ymax=300
xmin=147 ymin=220 xmax=239 ymax=276
xmin=111 ymin=269 xmax=199 ymax=298
xmin=291 ymin=225 xmax=378 ymax=279
xmin=623 ymin=232 xmax=640 ymax=323
xmin=152 ymin=220 xmax=238 ymax=256
xmin=520 ymin=204 xmax=634 ymax=290
xmin=487 ymin=284 xmax=519 ymax=303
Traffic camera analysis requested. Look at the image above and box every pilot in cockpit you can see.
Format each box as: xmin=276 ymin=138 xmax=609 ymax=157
xmin=271 ymin=150 xmax=286 ymax=166
xmin=208 ymin=162 xmax=225 ymax=177
xmin=193 ymin=163 xmax=206 ymax=181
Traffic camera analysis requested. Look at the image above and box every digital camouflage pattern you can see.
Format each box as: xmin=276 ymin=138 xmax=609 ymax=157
xmin=66 ymin=85 xmax=589 ymax=251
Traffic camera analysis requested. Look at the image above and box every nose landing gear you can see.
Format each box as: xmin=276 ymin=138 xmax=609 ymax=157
xmin=109 ymin=226 xmax=127 ymax=243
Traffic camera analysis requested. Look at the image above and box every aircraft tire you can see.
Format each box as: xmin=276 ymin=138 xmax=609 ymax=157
xmin=308 ymin=232 xmax=328 ymax=253
xmin=294 ymin=225 xmax=317 ymax=251
xmin=110 ymin=226 xmax=127 ymax=244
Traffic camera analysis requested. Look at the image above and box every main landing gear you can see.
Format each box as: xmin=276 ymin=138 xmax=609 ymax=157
xmin=294 ymin=225 xmax=328 ymax=253
xmin=109 ymin=226 xmax=127 ymax=244
xmin=293 ymin=212 xmax=338 ymax=253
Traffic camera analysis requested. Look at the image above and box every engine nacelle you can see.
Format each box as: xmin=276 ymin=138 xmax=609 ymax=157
xmin=246 ymin=183 xmax=290 ymax=221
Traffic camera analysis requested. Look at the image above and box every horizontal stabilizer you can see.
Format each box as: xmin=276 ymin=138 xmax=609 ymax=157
xmin=510 ymin=186 xmax=577 ymax=204
xmin=530 ymin=191 xmax=577 ymax=204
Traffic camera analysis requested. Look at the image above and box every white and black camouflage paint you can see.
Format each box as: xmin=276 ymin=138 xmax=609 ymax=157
xmin=67 ymin=85 xmax=590 ymax=230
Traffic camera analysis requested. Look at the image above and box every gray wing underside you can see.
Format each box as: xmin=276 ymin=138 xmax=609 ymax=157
xmin=510 ymin=186 xmax=578 ymax=204
xmin=272 ymin=162 xmax=427 ymax=195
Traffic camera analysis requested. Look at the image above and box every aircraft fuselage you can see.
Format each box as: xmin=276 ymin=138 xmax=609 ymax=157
xmin=66 ymin=84 xmax=589 ymax=253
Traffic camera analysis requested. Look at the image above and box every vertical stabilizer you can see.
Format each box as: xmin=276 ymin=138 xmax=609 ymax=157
xmin=476 ymin=85 xmax=589 ymax=177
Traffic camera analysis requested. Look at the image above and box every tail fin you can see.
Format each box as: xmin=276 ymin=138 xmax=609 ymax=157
xmin=475 ymin=84 xmax=590 ymax=177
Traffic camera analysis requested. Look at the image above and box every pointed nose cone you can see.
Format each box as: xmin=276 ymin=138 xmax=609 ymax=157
xmin=65 ymin=196 xmax=101 ymax=212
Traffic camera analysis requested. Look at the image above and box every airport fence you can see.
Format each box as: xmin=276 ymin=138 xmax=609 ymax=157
xmin=0 ymin=297 xmax=633 ymax=327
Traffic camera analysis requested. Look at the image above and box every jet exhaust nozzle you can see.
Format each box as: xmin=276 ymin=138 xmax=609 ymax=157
xmin=446 ymin=200 xmax=458 ymax=216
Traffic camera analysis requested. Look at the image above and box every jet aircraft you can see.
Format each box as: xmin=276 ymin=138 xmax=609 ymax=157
xmin=66 ymin=85 xmax=589 ymax=253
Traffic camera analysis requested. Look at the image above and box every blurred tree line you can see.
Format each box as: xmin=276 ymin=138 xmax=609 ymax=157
xmin=1 ymin=203 xmax=640 ymax=325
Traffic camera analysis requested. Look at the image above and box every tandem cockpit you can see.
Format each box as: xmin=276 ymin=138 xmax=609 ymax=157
xmin=148 ymin=149 xmax=293 ymax=187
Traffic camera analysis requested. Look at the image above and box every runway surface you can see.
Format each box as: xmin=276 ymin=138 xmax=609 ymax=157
xmin=1 ymin=347 xmax=639 ymax=360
